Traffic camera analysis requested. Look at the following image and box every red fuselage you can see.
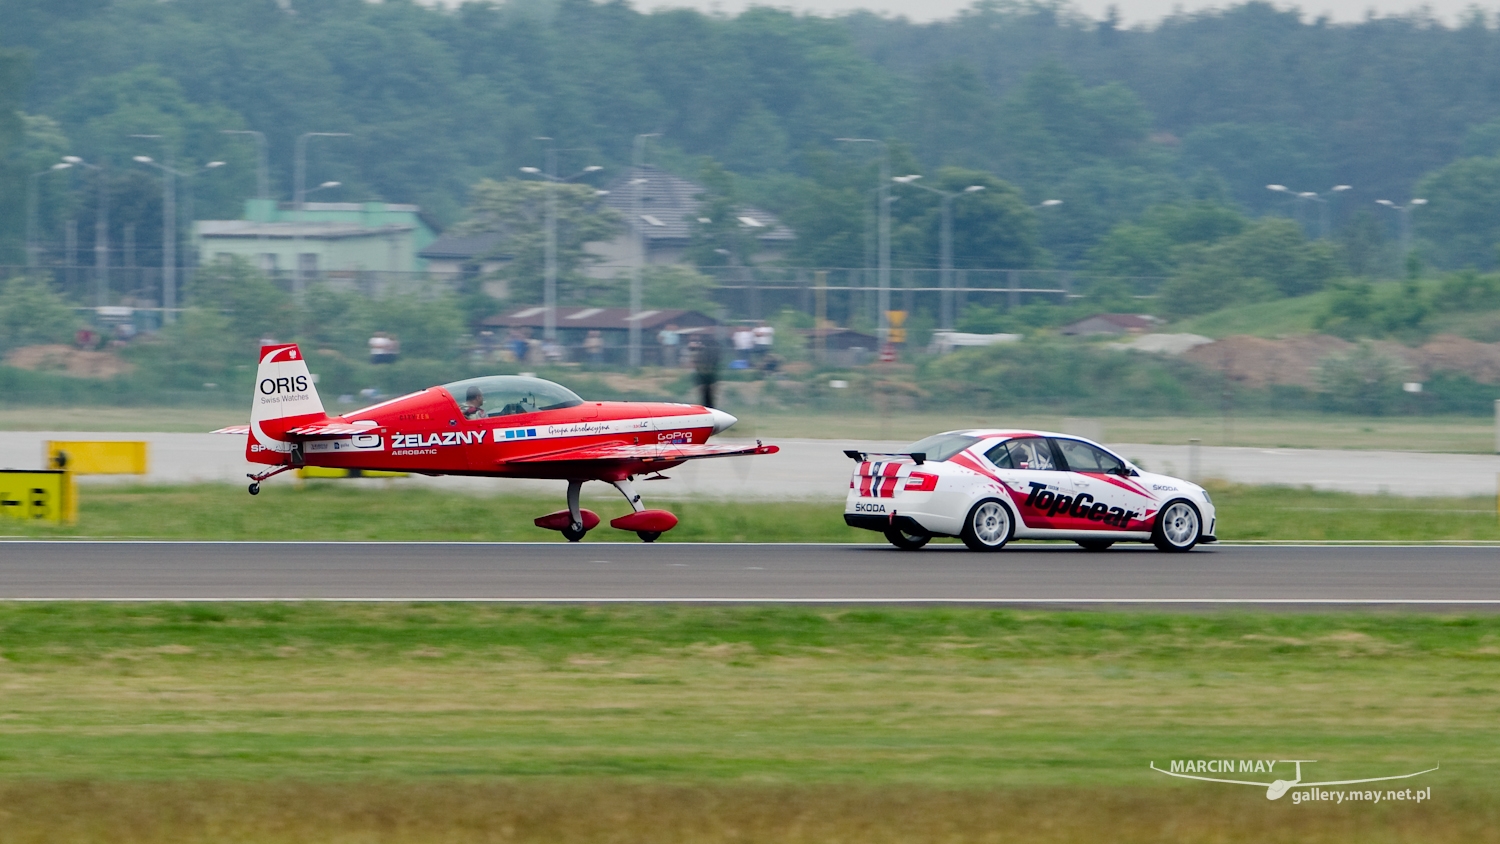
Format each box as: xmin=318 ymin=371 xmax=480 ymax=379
xmin=249 ymin=386 xmax=725 ymax=483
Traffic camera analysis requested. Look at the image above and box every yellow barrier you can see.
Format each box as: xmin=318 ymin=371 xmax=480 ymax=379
xmin=0 ymin=470 xmax=75 ymax=524
xmin=299 ymin=466 xmax=409 ymax=480
xmin=45 ymin=441 xmax=148 ymax=475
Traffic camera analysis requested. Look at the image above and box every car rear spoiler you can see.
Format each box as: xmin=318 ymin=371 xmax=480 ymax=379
xmin=844 ymin=450 xmax=926 ymax=465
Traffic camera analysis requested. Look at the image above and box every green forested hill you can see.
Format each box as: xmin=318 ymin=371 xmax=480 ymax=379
xmin=6 ymin=0 xmax=1500 ymax=273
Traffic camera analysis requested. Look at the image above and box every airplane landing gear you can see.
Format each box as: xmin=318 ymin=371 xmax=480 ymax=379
xmin=246 ymin=464 xmax=294 ymax=495
xmin=607 ymin=478 xmax=678 ymax=542
xmin=533 ymin=479 xmax=680 ymax=542
xmin=534 ymin=480 xmax=601 ymax=541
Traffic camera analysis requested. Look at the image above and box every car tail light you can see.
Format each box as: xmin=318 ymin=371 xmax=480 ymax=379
xmin=904 ymin=472 xmax=938 ymax=492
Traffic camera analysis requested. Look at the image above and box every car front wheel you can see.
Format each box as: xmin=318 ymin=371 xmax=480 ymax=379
xmin=961 ymin=499 xmax=1013 ymax=552
xmin=1152 ymin=500 xmax=1202 ymax=552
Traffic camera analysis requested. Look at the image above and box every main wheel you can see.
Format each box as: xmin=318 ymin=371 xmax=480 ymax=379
xmin=637 ymin=531 xmax=661 ymax=543
xmin=1076 ymin=539 xmax=1114 ymax=552
xmin=248 ymin=482 xmax=260 ymax=496
xmin=1152 ymin=500 xmax=1202 ymax=552
xmin=961 ymin=498 xmax=1012 ymax=552
xmin=562 ymin=523 xmax=587 ymax=542
xmin=884 ymin=527 xmax=930 ymax=551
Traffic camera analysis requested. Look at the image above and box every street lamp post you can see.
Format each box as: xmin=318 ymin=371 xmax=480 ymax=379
xmin=220 ymin=129 xmax=269 ymax=201
xmin=133 ymin=154 xmax=226 ymax=316
xmin=1267 ymin=184 xmax=1351 ymax=239
xmin=521 ymin=143 xmax=603 ymax=343
xmin=62 ymin=156 xmax=110 ymax=307
xmin=891 ymin=175 xmax=986 ymax=331
xmin=629 ymin=132 xmax=661 ymax=368
xmin=129 ymin=135 xmax=176 ymax=322
xmin=26 ymin=162 xmax=72 ymax=270
xmin=1376 ymin=198 xmax=1427 ymax=267
xmin=837 ymin=138 xmax=891 ymax=343
xmin=292 ymin=132 xmax=350 ymax=301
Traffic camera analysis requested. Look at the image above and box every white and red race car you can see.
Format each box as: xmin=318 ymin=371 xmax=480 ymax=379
xmin=843 ymin=430 xmax=1217 ymax=552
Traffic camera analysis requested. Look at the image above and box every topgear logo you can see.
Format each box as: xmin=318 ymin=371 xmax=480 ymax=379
xmin=1150 ymin=759 xmax=1438 ymax=802
xmin=1024 ymin=481 xmax=1138 ymax=527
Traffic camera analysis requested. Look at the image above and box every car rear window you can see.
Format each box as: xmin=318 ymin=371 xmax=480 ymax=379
xmin=903 ymin=432 xmax=981 ymax=462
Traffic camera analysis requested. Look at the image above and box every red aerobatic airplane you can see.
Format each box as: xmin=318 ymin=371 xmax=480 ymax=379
xmin=214 ymin=343 xmax=778 ymax=541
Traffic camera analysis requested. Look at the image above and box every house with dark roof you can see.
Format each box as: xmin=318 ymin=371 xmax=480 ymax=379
xmin=1058 ymin=313 xmax=1162 ymax=336
xmin=584 ymin=165 xmax=793 ymax=278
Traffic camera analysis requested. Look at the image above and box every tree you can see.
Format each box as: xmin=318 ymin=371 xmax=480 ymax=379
xmin=1415 ymin=156 xmax=1500 ymax=270
xmin=0 ymin=275 xmax=81 ymax=352
xmin=0 ymin=49 xmax=29 ymax=263
xmin=456 ymin=178 xmax=623 ymax=305
xmin=1157 ymin=218 xmax=1338 ymax=317
xmin=1087 ymin=202 xmax=1247 ymax=277
xmin=891 ymin=167 xmax=1040 ymax=270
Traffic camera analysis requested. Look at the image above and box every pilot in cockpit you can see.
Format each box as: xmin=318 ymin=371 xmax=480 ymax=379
xmin=462 ymin=386 xmax=487 ymax=419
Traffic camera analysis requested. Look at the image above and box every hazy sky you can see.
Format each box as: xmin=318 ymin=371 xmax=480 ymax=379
xmin=618 ymin=0 xmax=1477 ymax=27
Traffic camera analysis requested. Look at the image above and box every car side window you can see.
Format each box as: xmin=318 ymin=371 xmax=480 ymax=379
xmin=985 ymin=442 xmax=1013 ymax=469
xmin=1004 ymin=437 xmax=1057 ymax=471
xmin=1055 ymin=439 xmax=1125 ymax=475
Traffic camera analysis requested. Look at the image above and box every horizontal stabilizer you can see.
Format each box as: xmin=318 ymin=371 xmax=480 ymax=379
xmin=212 ymin=422 xmax=379 ymax=437
xmin=286 ymin=421 xmax=380 ymax=436
xmin=505 ymin=441 xmax=779 ymax=465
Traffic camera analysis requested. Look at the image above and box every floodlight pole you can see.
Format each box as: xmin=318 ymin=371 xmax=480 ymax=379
xmin=893 ymin=177 xmax=986 ymax=331
xmin=27 ymin=163 xmax=72 ymax=270
xmin=838 ymin=138 xmax=890 ymax=342
xmin=630 ymin=132 xmax=660 ymax=368
xmin=292 ymin=132 xmax=350 ymax=302
xmin=131 ymin=135 xmax=177 ymax=322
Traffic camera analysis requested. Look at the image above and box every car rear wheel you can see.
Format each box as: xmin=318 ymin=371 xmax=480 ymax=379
xmin=1076 ymin=539 xmax=1114 ymax=551
xmin=884 ymin=528 xmax=930 ymax=551
xmin=961 ymin=499 xmax=1012 ymax=552
xmin=1152 ymin=500 xmax=1202 ymax=552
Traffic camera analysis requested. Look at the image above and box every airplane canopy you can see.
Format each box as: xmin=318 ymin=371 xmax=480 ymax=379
xmin=441 ymin=375 xmax=584 ymax=420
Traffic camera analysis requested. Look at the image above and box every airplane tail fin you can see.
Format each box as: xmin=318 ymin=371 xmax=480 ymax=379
xmin=247 ymin=343 xmax=327 ymax=461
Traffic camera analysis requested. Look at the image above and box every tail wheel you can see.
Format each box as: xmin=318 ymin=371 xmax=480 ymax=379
xmin=884 ymin=528 xmax=930 ymax=551
xmin=961 ymin=499 xmax=1012 ymax=552
xmin=637 ymin=531 xmax=662 ymax=543
xmin=1076 ymin=539 xmax=1114 ymax=552
xmin=562 ymin=523 xmax=587 ymax=543
xmin=1152 ymin=500 xmax=1202 ymax=552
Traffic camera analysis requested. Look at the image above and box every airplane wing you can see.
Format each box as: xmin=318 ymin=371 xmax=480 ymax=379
xmin=1300 ymin=766 xmax=1439 ymax=788
xmin=211 ymin=425 xmax=250 ymax=435
xmin=504 ymin=441 xmax=779 ymax=465
xmin=1148 ymin=764 xmax=1270 ymax=787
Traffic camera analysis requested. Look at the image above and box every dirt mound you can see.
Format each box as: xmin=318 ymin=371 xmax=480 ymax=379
xmin=1182 ymin=333 xmax=1500 ymax=387
xmin=1182 ymin=335 xmax=1352 ymax=388
xmin=3 ymin=344 xmax=134 ymax=378
xmin=1411 ymin=334 xmax=1500 ymax=383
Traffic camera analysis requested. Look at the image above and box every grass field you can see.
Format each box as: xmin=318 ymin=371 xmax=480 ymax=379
xmin=3 ymin=481 xmax=1500 ymax=542
xmin=0 ymin=604 xmax=1492 ymax=842
xmin=1 ymin=405 xmax=1496 ymax=453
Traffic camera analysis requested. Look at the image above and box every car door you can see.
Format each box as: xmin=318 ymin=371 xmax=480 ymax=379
xmin=1050 ymin=438 xmax=1152 ymax=532
xmin=984 ymin=437 xmax=1076 ymax=530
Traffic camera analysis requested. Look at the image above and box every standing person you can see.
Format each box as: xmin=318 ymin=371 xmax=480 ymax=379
xmin=657 ymin=323 xmax=680 ymax=367
xmin=369 ymin=332 xmax=395 ymax=365
xmin=731 ymin=324 xmax=754 ymax=368
xmin=692 ymin=335 xmax=720 ymax=409
xmin=752 ymin=319 xmax=774 ymax=367
xmin=584 ymin=329 xmax=605 ymax=366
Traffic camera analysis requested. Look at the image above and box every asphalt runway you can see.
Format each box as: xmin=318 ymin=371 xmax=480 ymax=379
xmin=0 ymin=541 xmax=1498 ymax=603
